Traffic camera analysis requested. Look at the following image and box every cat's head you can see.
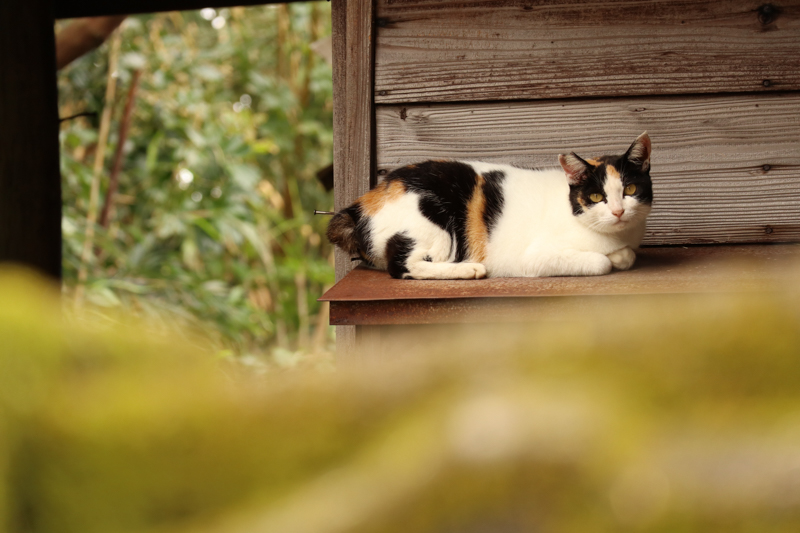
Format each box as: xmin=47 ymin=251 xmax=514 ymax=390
xmin=558 ymin=132 xmax=653 ymax=234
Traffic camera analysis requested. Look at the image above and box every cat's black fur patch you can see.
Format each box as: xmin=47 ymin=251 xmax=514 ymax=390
xmin=569 ymin=164 xmax=608 ymax=215
xmin=332 ymin=204 xmax=375 ymax=266
xmin=350 ymin=206 xmax=376 ymax=261
xmin=616 ymin=157 xmax=654 ymax=205
xmin=601 ymin=154 xmax=654 ymax=206
xmin=482 ymin=170 xmax=505 ymax=236
xmin=327 ymin=207 xmax=359 ymax=254
xmin=387 ymin=161 xmax=478 ymax=262
xmin=385 ymin=232 xmax=415 ymax=279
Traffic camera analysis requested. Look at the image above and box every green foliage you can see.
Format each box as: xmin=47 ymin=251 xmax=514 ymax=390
xmin=58 ymin=5 xmax=335 ymax=361
xmin=3 ymin=268 xmax=800 ymax=533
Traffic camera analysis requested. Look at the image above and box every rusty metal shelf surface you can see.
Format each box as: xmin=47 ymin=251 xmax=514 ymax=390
xmin=320 ymin=245 xmax=800 ymax=325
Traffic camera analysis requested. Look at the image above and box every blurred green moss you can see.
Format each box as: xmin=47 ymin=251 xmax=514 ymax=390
xmin=2 ymin=267 xmax=800 ymax=533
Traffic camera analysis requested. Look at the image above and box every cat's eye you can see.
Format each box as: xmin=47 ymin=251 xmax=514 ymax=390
xmin=624 ymin=184 xmax=637 ymax=196
xmin=588 ymin=193 xmax=604 ymax=203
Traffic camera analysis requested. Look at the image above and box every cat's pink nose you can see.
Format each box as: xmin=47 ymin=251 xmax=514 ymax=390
xmin=612 ymin=209 xmax=625 ymax=219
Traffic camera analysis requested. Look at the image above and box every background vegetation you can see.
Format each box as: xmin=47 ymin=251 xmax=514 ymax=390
xmin=57 ymin=4 xmax=335 ymax=366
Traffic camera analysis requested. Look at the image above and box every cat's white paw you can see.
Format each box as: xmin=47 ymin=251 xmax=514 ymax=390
xmin=583 ymin=253 xmax=613 ymax=276
xmin=405 ymin=261 xmax=487 ymax=279
xmin=607 ymin=247 xmax=636 ymax=271
xmin=456 ymin=262 xmax=487 ymax=279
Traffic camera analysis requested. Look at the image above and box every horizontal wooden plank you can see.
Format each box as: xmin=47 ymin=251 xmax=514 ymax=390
xmin=322 ymin=245 xmax=800 ymax=325
xmin=374 ymin=0 xmax=800 ymax=103
xmin=55 ymin=0 xmax=310 ymax=19
xmin=375 ymin=93 xmax=800 ymax=245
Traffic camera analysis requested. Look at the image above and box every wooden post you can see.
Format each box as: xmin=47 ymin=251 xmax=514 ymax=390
xmin=332 ymin=0 xmax=375 ymax=357
xmin=0 ymin=0 xmax=62 ymax=279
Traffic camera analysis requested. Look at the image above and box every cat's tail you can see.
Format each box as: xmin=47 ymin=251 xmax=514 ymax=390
xmin=326 ymin=207 xmax=360 ymax=255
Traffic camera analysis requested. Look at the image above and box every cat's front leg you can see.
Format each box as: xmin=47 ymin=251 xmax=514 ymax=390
xmin=607 ymin=246 xmax=636 ymax=271
xmin=567 ymin=251 xmax=613 ymax=276
xmin=529 ymin=249 xmax=613 ymax=277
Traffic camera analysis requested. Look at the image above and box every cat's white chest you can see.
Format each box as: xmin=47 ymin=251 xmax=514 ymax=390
xmin=482 ymin=168 xmax=643 ymax=277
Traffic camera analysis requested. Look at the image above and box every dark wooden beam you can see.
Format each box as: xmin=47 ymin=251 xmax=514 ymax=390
xmin=0 ymin=0 xmax=62 ymax=279
xmin=56 ymin=0 xmax=313 ymax=19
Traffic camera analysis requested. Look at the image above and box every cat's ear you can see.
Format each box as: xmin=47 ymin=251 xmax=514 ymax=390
xmin=558 ymin=152 xmax=591 ymax=185
xmin=624 ymin=132 xmax=651 ymax=172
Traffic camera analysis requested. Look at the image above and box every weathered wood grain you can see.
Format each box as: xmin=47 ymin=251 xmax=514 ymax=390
xmin=376 ymin=93 xmax=800 ymax=245
xmin=333 ymin=0 xmax=375 ymax=283
xmin=332 ymin=0 xmax=352 ymax=354
xmin=0 ymin=0 xmax=62 ymax=278
xmin=374 ymin=0 xmax=800 ymax=104
xmin=332 ymin=0 xmax=375 ymax=356
xmin=332 ymin=0 xmax=349 ymax=285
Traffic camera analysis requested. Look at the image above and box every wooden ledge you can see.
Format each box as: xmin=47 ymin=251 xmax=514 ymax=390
xmin=320 ymin=245 xmax=800 ymax=326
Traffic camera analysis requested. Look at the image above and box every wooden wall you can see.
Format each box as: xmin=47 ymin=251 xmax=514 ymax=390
xmin=374 ymin=0 xmax=800 ymax=104
xmin=376 ymin=94 xmax=800 ymax=245
xmin=370 ymin=0 xmax=800 ymax=246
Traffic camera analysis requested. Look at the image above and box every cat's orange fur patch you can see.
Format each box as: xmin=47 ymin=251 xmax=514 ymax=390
xmin=586 ymin=158 xmax=602 ymax=167
xmin=606 ymin=165 xmax=621 ymax=181
xmin=358 ymin=179 xmax=406 ymax=216
xmin=466 ymin=174 xmax=489 ymax=263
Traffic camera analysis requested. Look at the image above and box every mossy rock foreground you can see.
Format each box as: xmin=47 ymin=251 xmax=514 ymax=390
xmin=2 ymin=265 xmax=800 ymax=533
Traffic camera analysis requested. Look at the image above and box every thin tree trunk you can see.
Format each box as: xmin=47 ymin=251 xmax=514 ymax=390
xmin=99 ymin=68 xmax=141 ymax=230
xmin=295 ymin=269 xmax=309 ymax=350
xmin=276 ymin=6 xmax=289 ymax=80
xmin=74 ymin=31 xmax=121 ymax=306
xmin=299 ymin=4 xmax=321 ymax=108
xmin=311 ymin=287 xmax=332 ymax=354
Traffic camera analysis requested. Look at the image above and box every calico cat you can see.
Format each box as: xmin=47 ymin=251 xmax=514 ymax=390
xmin=327 ymin=133 xmax=653 ymax=279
